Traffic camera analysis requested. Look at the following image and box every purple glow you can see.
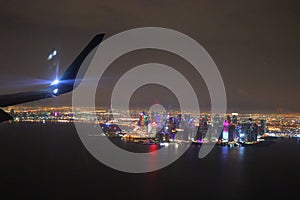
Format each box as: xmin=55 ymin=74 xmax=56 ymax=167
xmin=223 ymin=120 xmax=229 ymax=127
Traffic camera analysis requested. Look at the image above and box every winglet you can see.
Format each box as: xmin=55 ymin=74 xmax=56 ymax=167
xmin=54 ymin=33 xmax=105 ymax=95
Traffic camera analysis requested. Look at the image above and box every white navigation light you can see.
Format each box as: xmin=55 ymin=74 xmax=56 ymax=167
xmin=51 ymin=79 xmax=59 ymax=86
xmin=53 ymin=88 xmax=59 ymax=95
xmin=47 ymin=50 xmax=57 ymax=60
xmin=47 ymin=54 xmax=53 ymax=60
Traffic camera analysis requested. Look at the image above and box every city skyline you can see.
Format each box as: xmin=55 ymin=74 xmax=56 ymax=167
xmin=5 ymin=105 xmax=300 ymax=145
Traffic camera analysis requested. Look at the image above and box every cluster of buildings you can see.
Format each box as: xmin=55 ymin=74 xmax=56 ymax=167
xmin=4 ymin=106 xmax=300 ymax=145
xmin=133 ymin=112 xmax=267 ymax=145
xmin=217 ymin=114 xmax=267 ymax=145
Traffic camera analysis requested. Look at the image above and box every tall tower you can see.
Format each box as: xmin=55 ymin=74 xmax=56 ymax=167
xmin=260 ymin=119 xmax=267 ymax=135
xmin=232 ymin=113 xmax=238 ymax=125
xmin=108 ymin=104 xmax=114 ymax=122
xmin=195 ymin=117 xmax=208 ymax=142
xmin=222 ymin=119 xmax=229 ymax=142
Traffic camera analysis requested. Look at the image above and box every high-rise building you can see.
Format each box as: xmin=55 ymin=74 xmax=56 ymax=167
xmin=222 ymin=119 xmax=229 ymax=142
xmin=195 ymin=117 xmax=208 ymax=142
xmin=239 ymin=120 xmax=247 ymax=143
xmin=212 ymin=114 xmax=223 ymax=141
xmin=242 ymin=117 xmax=258 ymax=143
xmin=228 ymin=124 xmax=236 ymax=142
xmin=232 ymin=113 xmax=238 ymax=125
xmin=259 ymin=119 xmax=267 ymax=135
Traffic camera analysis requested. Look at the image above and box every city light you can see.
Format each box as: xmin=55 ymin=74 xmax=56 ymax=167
xmin=4 ymin=106 xmax=300 ymax=143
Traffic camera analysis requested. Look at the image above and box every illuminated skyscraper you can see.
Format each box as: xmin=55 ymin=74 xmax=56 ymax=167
xmin=241 ymin=117 xmax=258 ymax=143
xmin=222 ymin=119 xmax=229 ymax=142
xmin=259 ymin=119 xmax=267 ymax=135
xmin=232 ymin=113 xmax=238 ymax=125
xmin=228 ymin=124 xmax=236 ymax=142
xmin=212 ymin=114 xmax=223 ymax=141
xmin=195 ymin=116 xmax=208 ymax=142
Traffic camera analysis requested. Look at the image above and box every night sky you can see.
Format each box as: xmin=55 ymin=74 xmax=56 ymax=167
xmin=0 ymin=0 xmax=299 ymax=113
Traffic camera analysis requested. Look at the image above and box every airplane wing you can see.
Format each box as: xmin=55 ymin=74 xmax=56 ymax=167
xmin=0 ymin=33 xmax=105 ymax=122
xmin=0 ymin=90 xmax=55 ymax=108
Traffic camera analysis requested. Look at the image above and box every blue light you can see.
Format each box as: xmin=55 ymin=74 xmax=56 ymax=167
xmin=53 ymin=88 xmax=59 ymax=94
xmin=51 ymin=79 xmax=60 ymax=86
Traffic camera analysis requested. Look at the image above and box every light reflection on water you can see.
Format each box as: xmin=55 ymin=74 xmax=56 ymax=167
xmin=218 ymin=145 xmax=246 ymax=184
xmin=112 ymin=140 xmax=191 ymax=171
xmin=1 ymin=123 xmax=299 ymax=199
xmin=220 ymin=145 xmax=245 ymax=161
xmin=142 ymin=141 xmax=249 ymax=173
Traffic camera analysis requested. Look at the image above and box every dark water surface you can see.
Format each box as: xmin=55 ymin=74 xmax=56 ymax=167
xmin=0 ymin=122 xmax=299 ymax=199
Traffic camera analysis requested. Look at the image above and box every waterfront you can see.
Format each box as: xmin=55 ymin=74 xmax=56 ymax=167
xmin=0 ymin=122 xmax=299 ymax=199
